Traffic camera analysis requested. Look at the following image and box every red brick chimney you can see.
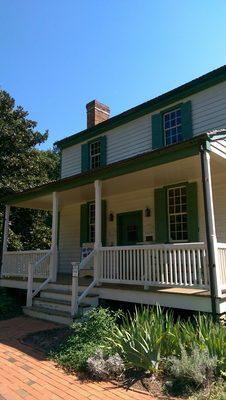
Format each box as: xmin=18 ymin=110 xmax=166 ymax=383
xmin=86 ymin=100 xmax=110 ymax=129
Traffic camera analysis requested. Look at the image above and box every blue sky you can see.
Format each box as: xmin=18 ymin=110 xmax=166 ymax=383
xmin=1 ymin=1 xmax=226 ymax=149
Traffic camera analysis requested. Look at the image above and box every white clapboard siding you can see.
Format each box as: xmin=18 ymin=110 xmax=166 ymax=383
xmin=106 ymin=114 xmax=152 ymax=164
xmin=61 ymin=81 xmax=226 ymax=179
xmin=61 ymin=144 xmax=81 ymax=178
xmin=58 ymin=203 xmax=81 ymax=273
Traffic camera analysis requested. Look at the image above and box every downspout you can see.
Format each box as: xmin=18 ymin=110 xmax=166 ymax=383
xmin=200 ymin=142 xmax=221 ymax=319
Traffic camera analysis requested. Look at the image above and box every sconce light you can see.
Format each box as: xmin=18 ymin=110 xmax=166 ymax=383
xmin=145 ymin=207 xmax=151 ymax=217
xmin=109 ymin=213 xmax=114 ymax=222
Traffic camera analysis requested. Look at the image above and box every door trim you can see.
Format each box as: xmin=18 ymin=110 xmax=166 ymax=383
xmin=117 ymin=210 xmax=143 ymax=246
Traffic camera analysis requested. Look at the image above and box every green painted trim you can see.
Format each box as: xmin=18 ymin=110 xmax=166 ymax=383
xmin=117 ymin=210 xmax=143 ymax=246
xmin=56 ymin=66 xmax=226 ymax=150
xmin=2 ymin=139 xmax=202 ymax=206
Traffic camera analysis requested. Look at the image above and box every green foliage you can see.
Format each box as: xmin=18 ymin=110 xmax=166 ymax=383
xmin=166 ymin=346 xmax=217 ymax=395
xmin=179 ymin=314 xmax=226 ymax=374
xmin=51 ymin=308 xmax=120 ymax=372
xmin=107 ymin=306 xmax=180 ymax=372
xmin=189 ymin=380 xmax=226 ymax=400
xmin=106 ymin=306 xmax=226 ymax=375
xmin=0 ymin=288 xmax=22 ymax=320
xmin=87 ymin=349 xmax=125 ymax=380
xmin=0 ymin=89 xmax=60 ymax=250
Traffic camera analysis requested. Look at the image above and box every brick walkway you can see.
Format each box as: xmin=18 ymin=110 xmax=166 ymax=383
xmin=0 ymin=316 xmax=152 ymax=400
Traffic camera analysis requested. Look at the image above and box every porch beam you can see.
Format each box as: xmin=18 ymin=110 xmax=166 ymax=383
xmin=200 ymin=146 xmax=222 ymax=317
xmin=94 ymin=180 xmax=102 ymax=248
xmin=50 ymin=192 xmax=59 ymax=282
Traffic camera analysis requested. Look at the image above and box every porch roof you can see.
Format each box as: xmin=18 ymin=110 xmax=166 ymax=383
xmin=1 ymin=131 xmax=226 ymax=210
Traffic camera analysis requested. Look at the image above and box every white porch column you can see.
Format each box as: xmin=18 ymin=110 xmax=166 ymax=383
xmin=50 ymin=192 xmax=59 ymax=282
xmin=201 ymin=148 xmax=222 ymax=304
xmin=94 ymin=180 xmax=102 ymax=249
xmin=2 ymin=205 xmax=10 ymax=253
xmin=1 ymin=205 xmax=10 ymax=275
xmin=94 ymin=180 xmax=102 ymax=283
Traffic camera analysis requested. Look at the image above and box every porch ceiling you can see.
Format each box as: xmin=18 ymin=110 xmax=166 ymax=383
xmin=8 ymin=151 xmax=226 ymax=211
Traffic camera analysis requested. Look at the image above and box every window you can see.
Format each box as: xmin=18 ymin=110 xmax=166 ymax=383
xmin=90 ymin=140 xmax=101 ymax=170
xmin=168 ymin=186 xmax=188 ymax=241
xmin=88 ymin=202 xmax=95 ymax=242
xmin=164 ymin=108 xmax=182 ymax=146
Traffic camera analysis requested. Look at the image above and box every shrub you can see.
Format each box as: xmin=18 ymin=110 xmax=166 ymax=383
xmin=108 ymin=305 xmax=180 ymax=372
xmin=87 ymin=349 xmax=125 ymax=380
xmin=0 ymin=288 xmax=22 ymax=320
xmin=166 ymin=346 xmax=218 ymax=395
xmin=51 ymin=307 xmax=120 ymax=372
xmin=179 ymin=314 xmax=226 ymax=374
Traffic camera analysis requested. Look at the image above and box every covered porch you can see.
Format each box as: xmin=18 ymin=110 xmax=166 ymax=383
xmin=1 ymin=137 xmax=226 ymax=315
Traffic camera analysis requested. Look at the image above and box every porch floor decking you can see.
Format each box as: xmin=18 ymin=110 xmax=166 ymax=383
xmin=56 ymin=273 xmax=222 ymax=299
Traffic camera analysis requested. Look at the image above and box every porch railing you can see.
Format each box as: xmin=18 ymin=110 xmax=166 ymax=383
xmin=1 ymin=250 xmax=51 ymax=278
xmin=217 ymin=243 xmax=226 ymax=290
xmin=99 ymin=243 xmax=210 ymax=289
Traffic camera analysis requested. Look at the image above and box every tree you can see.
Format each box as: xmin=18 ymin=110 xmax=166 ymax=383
xmin=0 ymin=89 xmax=60 ymax=250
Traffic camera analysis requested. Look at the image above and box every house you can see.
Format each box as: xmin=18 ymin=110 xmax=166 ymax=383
xmin=1 ymin=66 xmax=226 ymax=324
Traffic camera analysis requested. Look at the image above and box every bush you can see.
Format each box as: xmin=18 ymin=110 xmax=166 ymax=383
xmin=166 ymin=346 xmax=218 ymax=395
xmin=87 ymin=349 xmax=125 ymax=380
xmin=179 ymin=314 xmax=226 ymax=375
xmin=51 ymin=307 xmax=120 ymax=372
xmin=0 ymin=288 xmax=22 ymax=320
xmin=108 ymin=306 xmax=180 ymax=372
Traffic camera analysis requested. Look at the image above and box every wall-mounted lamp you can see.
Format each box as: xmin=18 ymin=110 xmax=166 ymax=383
xmin=109 ymin=213 xmax=114 ymax=222
xmin=145 ymin=207 xmax=151 ymax=217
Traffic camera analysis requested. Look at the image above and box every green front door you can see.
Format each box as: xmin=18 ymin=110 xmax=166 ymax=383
xmin=117 ymin=211 xmax=143 ymax=245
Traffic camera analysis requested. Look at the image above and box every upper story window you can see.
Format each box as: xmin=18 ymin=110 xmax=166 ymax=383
xmin=168 ymin=186 xmax=188 ymax=242
xmin=152 ymin=101 xmax=192 ymax=150
xmin=90 ymin=140 xmax=101 ymax=170
xmin=81 ymin=136 xmax=107 ymax=172
xmin=164 ymin=108 xmax=182 ymax=146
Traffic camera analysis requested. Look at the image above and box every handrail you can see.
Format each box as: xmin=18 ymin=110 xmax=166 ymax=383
xmin=71 ymin=249 xmax=97 ymax=316
xmin=26 ymin=249 xmax=52 ymax=307
xmin=101 ymin=243 xmax=206 ymax=251
xmin=4 ymin=250 xmax=50 ymax=255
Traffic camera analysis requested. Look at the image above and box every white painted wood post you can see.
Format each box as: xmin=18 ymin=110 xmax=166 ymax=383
xmin=50 ymin=192 xmax=59 ymax=282
xmin=71 ymin=262 xmax=79 ymax=316
xmin=201 ymin=150 xmax=222 ymax=298
xmin=2 ymin=204 xmax=10 ymax=252
xmin=26 ymin=262 xmax=33 ymax=307
xmin=94 ymin=180 xmax=102 ymax=283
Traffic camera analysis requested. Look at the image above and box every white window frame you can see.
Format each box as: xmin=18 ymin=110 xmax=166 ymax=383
xmin=167 ymin=185 xmax=188 ymax=243
xmin=90 ymin=140 xmax=101 ymax=170
xmin=163 ymin=108 xmax=182 ymax=146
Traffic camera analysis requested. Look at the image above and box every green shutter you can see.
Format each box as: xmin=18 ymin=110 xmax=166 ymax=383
xmin=101 ymin=199 xmax=107 ymax=246
xmin=100 ymin=136 xmax=107 ymax=167
xmin=152 ymin=113 xmax=164 ymax=149
xmin=187 ymin=182 xmax=199 ymax=242
xmin=181 ymin=101 xmax=193 ymax=141
xmin=81 ymin=143 xmax=89 ymax=172
xmin=80 ymin=203 xmax=89 ymax=245
xmin=154 ymin=187 xmax=168 ymax=242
